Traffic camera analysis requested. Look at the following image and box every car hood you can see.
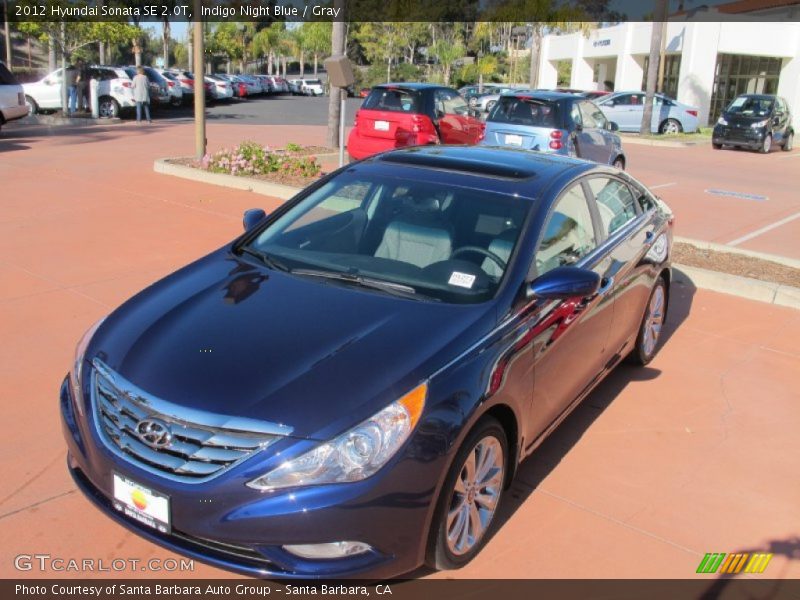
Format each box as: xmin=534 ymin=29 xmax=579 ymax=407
xmin=87 ymin=250 xmax=494 ymax=440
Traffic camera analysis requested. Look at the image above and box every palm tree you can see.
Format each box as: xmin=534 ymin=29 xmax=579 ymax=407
xmin=641 ymin=0 xmax=670 ymax=135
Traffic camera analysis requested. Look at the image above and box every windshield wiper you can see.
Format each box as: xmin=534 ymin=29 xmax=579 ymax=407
xmin=292 ymin=269 xmax=431 ymax=300
xmin=237 ymin=246 xmax=291 ymax=272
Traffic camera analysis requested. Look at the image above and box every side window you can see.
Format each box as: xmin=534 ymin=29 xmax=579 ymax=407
xmin=613 ymin=93 xmax=632 ymax=106
xmin=536 ymin=184 xmax=597 ymax=276
xmin=570 ymin=102 xmax=582 ymax=126
xmin=588 ymin=177 xmax=638 ymax=236
xmin=442 ymin=91 xmax=468 ymax=116
xmin=579 ymin=101 xmax=607 ymax=129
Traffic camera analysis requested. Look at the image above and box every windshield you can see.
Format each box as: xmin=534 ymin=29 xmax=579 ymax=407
xmin=725 ymin=96 xmax=774 ymax=117
xmin=246 ymin=172 xmax=531 ymax=304
xmin=488 ymin=97 xmax=559 ymax=127
xmin=363 ymin=88 xmax=421 ymax=113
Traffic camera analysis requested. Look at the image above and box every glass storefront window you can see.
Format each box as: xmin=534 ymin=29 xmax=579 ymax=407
xmin=709 ymin=54 xmax=783 ymax=124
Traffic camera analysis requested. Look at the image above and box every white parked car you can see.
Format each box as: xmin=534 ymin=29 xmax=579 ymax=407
xmin=0 ymin=62 xmax=28 ymax=132
xmin=289 ymin=78 xmax=325 ymax=96
xmin=155 ymin=69 xmax=185 ymax=107
xmin=205 ymin=75 xmax=233 ymax=101
xmin=23 ymin=65 xmax=135 ymax=118
xmin=267 ymin=76 xmax=289 ymax=93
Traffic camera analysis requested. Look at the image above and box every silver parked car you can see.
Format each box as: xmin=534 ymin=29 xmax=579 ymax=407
xmin=595 ymin=91 xmax=699 ymax=134
xmin=474 ymin=86 xmax=532 ymax=113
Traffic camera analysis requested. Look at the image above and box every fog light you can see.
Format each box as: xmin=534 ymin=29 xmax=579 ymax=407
xmin=282 ymin=541 xmax=372 ymax=560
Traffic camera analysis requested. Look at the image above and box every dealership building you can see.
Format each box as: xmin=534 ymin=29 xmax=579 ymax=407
xmin=536 ymin=7 xmax=800 ymax=125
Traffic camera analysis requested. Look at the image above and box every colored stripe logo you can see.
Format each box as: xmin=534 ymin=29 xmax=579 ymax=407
xmin=696 ymin=552 xmax=772 ymax=574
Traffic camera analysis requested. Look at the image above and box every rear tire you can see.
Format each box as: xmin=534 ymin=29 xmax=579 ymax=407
xmin=427 ymin=417 xmax=507 ymax=571
xmin=759 ymin=133 xmax=772 ymax=154
xmin=712 ymin=143 xmax=723 ymax=149
xmin=659 ymin=118 xmax=682 ymax=135
xmin=629 ymin=277 xmax=667 ymax=366
xmin=782 ymin=132 xmax=794 ymax=152
xmin=98 ymin=97 xmax=120 ymax=119
xmin=612 ymin=156 xmax=625 ymax=170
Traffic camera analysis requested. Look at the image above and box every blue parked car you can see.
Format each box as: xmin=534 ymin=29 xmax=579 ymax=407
xmin=61 ymin=146 xmax=672 ymax=579
xmin=482 ymin=91 xmax=626 ymax=169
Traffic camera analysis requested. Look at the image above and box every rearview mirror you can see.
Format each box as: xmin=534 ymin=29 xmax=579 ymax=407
xmin=243 ymin=208 xmax=267 ymax=232
xmin=527 ymin=267 xmax=600 ymax=300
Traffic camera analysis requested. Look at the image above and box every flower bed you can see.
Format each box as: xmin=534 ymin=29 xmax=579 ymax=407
xmin=192 ymin=141 xmax=331 ymax=188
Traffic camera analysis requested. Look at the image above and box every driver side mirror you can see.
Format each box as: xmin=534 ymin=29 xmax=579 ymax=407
xmin=527 ymin=267 xmax=600 ymax=300
xmin=607 ymin=121 xmax=619 ymax=131
xmin=243 ymin=208 xmax=267 ymax=232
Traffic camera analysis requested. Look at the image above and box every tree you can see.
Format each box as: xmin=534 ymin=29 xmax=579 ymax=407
xmin=641 ymin=0 xmax=669 ymax=135
xmin=3 ymin=0 xmax=11 ymax=67
xmin=287 ymin=27 xmax=306 ymax=77
xmin=302 ymin=22 xmax=331 ymax=75
xmin=326 ymin=1 xmax=346 ymax=151
xmin=431 ymin=38 xmax=465 ymax=86
xmin=352 ymin=23 xmax=404 ymax=82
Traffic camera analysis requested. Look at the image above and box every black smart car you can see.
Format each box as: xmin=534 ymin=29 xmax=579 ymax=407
xmin=713 ymin=94 xmax=794 ymax=153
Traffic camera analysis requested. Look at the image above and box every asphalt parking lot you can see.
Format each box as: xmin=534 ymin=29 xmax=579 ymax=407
xmin=0 ymin=117 xmax=798 ymax=579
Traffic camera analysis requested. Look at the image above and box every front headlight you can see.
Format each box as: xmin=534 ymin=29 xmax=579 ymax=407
xmin=70 ymin=317 xmax=106 ymax=415
xmin=717 ymin=117 xmax=728 ymax=126
xmin=752 ymin=119 xmax=769 ymax=128
xmin=247 ymin=383 xmax=427 ymax=491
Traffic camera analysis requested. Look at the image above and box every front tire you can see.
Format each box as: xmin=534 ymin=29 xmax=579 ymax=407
xmin=713 ymin=142 xmax=723 ymax=149
xmin=630 ymin=277 xmax=667 ymax=365
xmin=25 ymin=95 xmax=38 ymax=115
xmin=428 ymin=417 xmax=507 ymax=570
xmin=612 ymin=156 xmax=625 ymax=170
xmin=759 ymin=133 xmax=772 ymax=154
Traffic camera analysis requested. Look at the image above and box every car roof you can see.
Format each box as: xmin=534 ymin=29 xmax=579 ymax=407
xmin=376 ymin=82 xmax=443 ymax=90
xmin=363 ymin=146 xmax=593 ymax=195
xmin=508 ymin=90 xmax=577 ymax=101
xmin=733 ymin=93 xmax=777 ymax=100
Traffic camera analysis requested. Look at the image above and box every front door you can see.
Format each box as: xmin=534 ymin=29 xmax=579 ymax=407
xmin=434 ymin=88 xmax=473 ymax=144
xmin=526 ymin=180 xmax=616 ymax=440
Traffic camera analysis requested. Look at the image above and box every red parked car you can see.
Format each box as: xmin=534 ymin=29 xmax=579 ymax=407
xmin=347 ymin=83 xmax=485 ymax=160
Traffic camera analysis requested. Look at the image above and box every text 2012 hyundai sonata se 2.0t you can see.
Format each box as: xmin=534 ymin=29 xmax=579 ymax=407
xmin=61 ymin=146 xmax=673 ymax=579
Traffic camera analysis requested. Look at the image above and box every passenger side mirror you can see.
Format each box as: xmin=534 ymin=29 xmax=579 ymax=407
xmin=608 ymin=121 xmax=619 ymax=131
xmin=527 ymin=267 xmax=600 ymax=300
xmin=242 ymin=208 xmax=267 ymax=232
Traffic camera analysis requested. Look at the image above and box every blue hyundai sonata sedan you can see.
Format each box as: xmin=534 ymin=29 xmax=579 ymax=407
xmin=61 ymin=146 xmax=673 ymax=579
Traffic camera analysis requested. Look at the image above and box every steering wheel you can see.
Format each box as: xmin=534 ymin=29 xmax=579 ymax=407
xmin=451 ymin=246 xmax=507 ymax=271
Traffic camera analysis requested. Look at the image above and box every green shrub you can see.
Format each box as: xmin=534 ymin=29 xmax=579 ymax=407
xmin=201 ymin=142 xmax=321 ymax=179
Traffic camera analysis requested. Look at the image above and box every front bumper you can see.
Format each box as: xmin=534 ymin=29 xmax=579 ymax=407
xmin=713 ymin=124 xmax=766 ymax=148
xmin=60 ymin=375 xmax=438 ymax=579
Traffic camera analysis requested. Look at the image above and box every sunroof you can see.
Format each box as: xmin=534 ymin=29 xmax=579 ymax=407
xmin=378 ymin=151 xmax=540 ymax=180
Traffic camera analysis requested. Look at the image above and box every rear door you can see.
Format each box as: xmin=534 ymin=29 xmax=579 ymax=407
xmin=576 ymin=100 xmax=614 ymax=164
xmin=358 ymin=87 xmax=421 ymax=145
xmin=584 ymin=175 xmax=654 ymax=357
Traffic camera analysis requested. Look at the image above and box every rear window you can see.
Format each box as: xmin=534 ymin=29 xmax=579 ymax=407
xmin=0 ymin=63 xmax=19 ymax=85
xmin=363 ymin=88 xmax=420 ymax=113
xmin=488 ymin=97 xmax=559 ymax=127
xmin=306 ymin=79 xmax=322 ymax=85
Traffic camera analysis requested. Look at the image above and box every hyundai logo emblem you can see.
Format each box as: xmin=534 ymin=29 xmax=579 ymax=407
xmin=135 ymin=418 xmax=173 ymax=448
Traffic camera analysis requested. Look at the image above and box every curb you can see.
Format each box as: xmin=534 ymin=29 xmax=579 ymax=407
xmin=618 ymin=135 xmax=708 ymax=148
xmin=673 ymin=264 xmax=800 ymax=310
xmin=153 ymin=158 xmax=301 ymax=200
xmin=674 ymin=236 xmax=800 ymax=270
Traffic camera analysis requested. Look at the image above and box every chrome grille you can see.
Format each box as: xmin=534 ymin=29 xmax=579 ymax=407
xmin=91 ymin=359 xmax=291 ymax=482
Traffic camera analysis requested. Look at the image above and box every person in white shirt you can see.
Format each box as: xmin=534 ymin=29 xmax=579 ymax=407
xmin=132 ymin=66 xmax=151 ymax=123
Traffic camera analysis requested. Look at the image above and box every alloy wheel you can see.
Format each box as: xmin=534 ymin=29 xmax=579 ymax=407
xmin=642 ymin=284 xmax=665 ymax=357
xmin=662 ymin=119 xmax=680 ymax=135
xmin=446 ymin=436 xmax=504 ymax=556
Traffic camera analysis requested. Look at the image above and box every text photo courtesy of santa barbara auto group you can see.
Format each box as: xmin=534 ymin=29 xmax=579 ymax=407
xmin=1 ymin=0 xmax=799 ymax=598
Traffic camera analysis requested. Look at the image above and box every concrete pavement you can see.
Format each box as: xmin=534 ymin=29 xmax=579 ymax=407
xmin=1 ymin=119 xmax=798 ymax=579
